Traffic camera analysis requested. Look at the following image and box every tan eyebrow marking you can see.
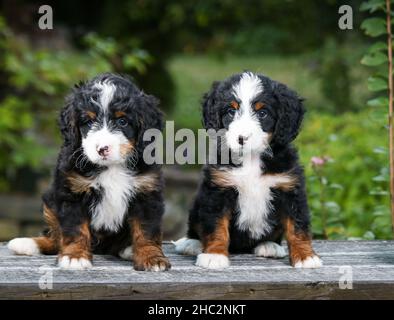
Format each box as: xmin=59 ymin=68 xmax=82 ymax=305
xmin=86 ymin=111 xmax=96 ymax=120
xmin=255 ymin=102 xmax=265 ymax=111
xmin=230 ymin=101 xmax=239 ymax=110
xmin=115 ymin=111 xmax=127 ymax=118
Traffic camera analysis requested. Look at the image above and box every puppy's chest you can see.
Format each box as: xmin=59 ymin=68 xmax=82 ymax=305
xmin=227 ymin=157 xmax=291 ymax=239
xmin=90 ymin=166 xmax=136 ymax=232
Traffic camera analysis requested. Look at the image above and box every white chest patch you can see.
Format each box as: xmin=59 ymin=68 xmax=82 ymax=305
xmin=226 ymin=155 xmax=293 ymax=239
xmin=90 ymin=165 xmax=136 ymax=232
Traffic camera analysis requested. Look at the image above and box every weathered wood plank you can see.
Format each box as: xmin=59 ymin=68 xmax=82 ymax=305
xmin=0 ymin=241 xmax=394 ymax=299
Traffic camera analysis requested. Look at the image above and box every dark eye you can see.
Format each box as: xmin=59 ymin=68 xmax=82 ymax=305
xmin=259 ymin=110 xmax=268 ymax=119
xmin=227 ymin=108 xmax=236 ymax=116
xmin=83 ymin=119 xmax=94 ymax=127
xmin=117 ymin=118 xmax=128 ymax=127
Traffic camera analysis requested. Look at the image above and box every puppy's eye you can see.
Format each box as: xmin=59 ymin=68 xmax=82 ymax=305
xmin=259 ymin=110 xmax=268 ymax=119
xmin=117 ymin=118 xmax=128 ymax=127
xmin=83 ymin=119 xmax=94 ymax=127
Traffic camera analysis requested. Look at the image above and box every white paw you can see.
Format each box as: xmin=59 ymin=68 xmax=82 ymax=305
xmin=196 ymin=253 xmax=230 ymax=269
xmin=7 ymin=238 xmax=39 ymax=256
xmin=254 ymin=241 xmax=286 ymax=258
xmin=294 ymin=255 xmax=323 ymax=269
xmin=58 ymin=256 xmax=92 ymax=270
xmin=172 ymin=237 xmax=202 ymax=256
xmin=150 ymin=264 xmax=168 ymax=272
xmin=119 ymin=246 xmax=133 ymax=260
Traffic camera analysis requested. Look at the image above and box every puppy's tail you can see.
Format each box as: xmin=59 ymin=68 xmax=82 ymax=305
xmin=8 ymin=204 xmax=60 ymax=255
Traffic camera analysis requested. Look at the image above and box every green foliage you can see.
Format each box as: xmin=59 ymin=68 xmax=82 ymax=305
xmin=315 ymin=39 xmax=354 ymax=113
xmin=360 ymin=0 xmax=386 ymax=12
xmin=361 ymin=17 xmax=387 ymax=37
xmin=299 ymin=111 xmax=390 ymax=239
xmin=360 ymin=0 xmax=392 ymax=237
xmin=0 ymin=18 xmax=113 ymax=191
xmin=224 ymin=25 xmax=290 ymax=56
xmin=368 ymin=76 xmax=388 ymax=91
xmin=84 ymin=33 xmax=153 ymax=74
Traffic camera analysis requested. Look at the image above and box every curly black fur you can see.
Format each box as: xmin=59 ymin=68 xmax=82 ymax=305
xmin=15 ymin=73 xmax=170 ymax=271
xmin=186 ymin=72 xmax=317 ymax=266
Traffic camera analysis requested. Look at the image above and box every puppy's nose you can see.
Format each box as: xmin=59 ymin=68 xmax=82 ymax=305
xmin=97 ymin=146 xmax=110 ymax=157
xmin=238 ymin=135 xmax=249 ymax=145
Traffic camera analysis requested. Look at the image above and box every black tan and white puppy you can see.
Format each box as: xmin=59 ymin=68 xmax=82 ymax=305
xmin=8 ymin=73 xmax=170 ymax=271
xmin=174 ymin=71 xmax=322 ymax=269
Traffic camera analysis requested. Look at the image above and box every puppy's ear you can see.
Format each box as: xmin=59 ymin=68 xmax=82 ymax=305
xmin=272 ymin=82 xmax=305 ymax=146
xmin=59 ymin=100 xmax=80 ymax=150
xmin=202 ymin=81 xmax=221 ymax=130
xmin=136 ymin=93 xmax=163 ymax=151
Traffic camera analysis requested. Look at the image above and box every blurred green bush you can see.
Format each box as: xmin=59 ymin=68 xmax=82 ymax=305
xmin=299 ymin=110 xmax=390 ymax=239
xmin=0 ymin=18 xmax=112 ymax=191
xmin=315 ymin=38 xmax=354 ymax=113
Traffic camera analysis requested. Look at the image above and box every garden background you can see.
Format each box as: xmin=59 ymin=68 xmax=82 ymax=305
xmin=0 ymin=0 xmax=390 ymax=241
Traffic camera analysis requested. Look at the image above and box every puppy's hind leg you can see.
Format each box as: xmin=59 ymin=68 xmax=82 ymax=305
xmin=8 ymin=236 xmax=59 ymax=255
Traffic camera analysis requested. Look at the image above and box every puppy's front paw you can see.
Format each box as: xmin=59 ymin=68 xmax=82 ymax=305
xmin=58 ymin=255 xmax=93 ymax=270
xmin=119 ymin=246 xmax=133 ymax=261
xmin=8 ymin=238 xmax=39 ymax=256
xmin=293 ymin=255 xmax=322 ymax=269
xmin=172 ymin=237 xmax=202 ymax=256
xmin=134 ymin=255 xmax=171 ymax=272
xmin=254 ymin=242 xmax=286 ymax=258
xmin=196 ymin=253 xmax=230 ymax=269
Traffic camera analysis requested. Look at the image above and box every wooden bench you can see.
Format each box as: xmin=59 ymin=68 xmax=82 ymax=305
xmin=1 ymin=241 xmax=394 ymax=299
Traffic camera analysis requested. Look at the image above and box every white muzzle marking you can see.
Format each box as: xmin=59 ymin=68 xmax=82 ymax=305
xmin=82 ymin=126 xmax=129 ymax=165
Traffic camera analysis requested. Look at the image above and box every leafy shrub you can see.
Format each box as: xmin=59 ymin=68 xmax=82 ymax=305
xmin=0 ymin=18 xmax=113 ymax=191
xmin=224 ymin=25 xmax=289 ymax=55
xmin=359 ymin=0 xmax=393 ymax=239
xmin=313 ymin=38 xmax=369 ymax=113
xmin=298 ymin=110 xmax=390 ymax=239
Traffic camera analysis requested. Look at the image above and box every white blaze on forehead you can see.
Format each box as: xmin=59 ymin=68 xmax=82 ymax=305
xmin=226 ymin=72 xmax=268 ymax=153
xmin=232 ymin=72 xmax=263 ymax=109
xmin=94 ymin=81 xmax=116 ymax=112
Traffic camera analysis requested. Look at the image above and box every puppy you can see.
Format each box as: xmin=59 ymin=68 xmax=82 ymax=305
xmin=8 ymin=73 xmax=171 ymax=271
xmin=174 ymin=71 xmax=322 ymax=269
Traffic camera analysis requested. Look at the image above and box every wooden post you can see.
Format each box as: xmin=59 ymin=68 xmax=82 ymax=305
xmin=386 ymin=0 xmax=394 ymax=235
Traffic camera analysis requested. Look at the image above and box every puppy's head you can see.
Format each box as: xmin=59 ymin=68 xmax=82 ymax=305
xmin=202 ymin=71 xmax=304 ymax=153
xmin=60 ymin=73 xmax=162 ymax=167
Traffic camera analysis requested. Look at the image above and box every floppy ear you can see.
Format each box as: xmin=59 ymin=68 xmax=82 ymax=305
xmin=271 ymin=82 xmax=305 ymax=146
xmin=135 ymin=93 xmax=163 ymax=152
xmin=202 ymin=81 xmax=221 ymax=130
xmin=59 ymin=99 xmax=80 ymax=151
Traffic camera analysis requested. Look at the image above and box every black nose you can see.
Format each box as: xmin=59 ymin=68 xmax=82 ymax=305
xmin=98 ymin=146 xmax=109 ymax=156
xmin=238 ymin=135 xmax=248 ymax=145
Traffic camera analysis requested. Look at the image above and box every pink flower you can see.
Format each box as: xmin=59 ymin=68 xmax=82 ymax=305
xmin=311 ymin=156 xmax=331 ymax=167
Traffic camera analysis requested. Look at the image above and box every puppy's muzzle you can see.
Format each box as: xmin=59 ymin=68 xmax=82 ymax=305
xmin=238 ymin=135 xmax=250 ymax=146
xmin=97 ymin=145 xmax=110 ymax=158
